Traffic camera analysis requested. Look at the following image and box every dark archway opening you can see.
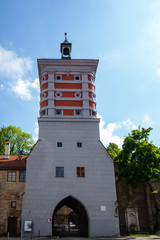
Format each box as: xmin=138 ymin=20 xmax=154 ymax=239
xmin=52 ymin=196 xmax=88 ymax=237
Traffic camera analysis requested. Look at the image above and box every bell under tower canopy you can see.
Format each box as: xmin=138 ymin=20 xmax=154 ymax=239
xmin=60 ymin=33 xmax=72 ymax=59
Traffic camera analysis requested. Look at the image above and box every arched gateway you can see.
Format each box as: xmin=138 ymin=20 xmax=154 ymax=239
xmin=52 ymin=196 xmax=88 ymax=237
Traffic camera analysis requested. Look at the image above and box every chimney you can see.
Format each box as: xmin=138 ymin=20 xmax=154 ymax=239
xmin=5 ymin=142 xmax=10 ymax=159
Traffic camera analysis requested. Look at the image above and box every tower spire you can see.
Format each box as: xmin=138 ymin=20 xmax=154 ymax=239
xmin=60 ymin=33 xmax=72 ymax=59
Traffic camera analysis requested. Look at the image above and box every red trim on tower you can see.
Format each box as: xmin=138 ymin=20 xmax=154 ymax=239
xmin=88 ymin=83 xmax=95 ymax=91
xmin=63 ymin=109 xmax=74 ymax=116
xmin=45 ymin=74 xmax=48 ymax=80
xmin=55 ymin=100 xmax=83 ymax=106
xmin=55 ymin=83 xmax=82 ymax=89
xmin=89 ymin=92 xmax=92 ymax=98
xmin=61 ymin=92 xmax=75 ymax=98
xmin=62 ymin=74 xmax=74 ymax=80
xmin=60 ymin=92 xmax=82 ymax=98
xmin=88 ymin=75 xmax=91 ymax=81
xmin=41 ymin=83 xmax=48 ymax=91
xmin=89 ymin=101 xmax=96 ymax=109
xmin=41 ymin=100 xmax=48 ymax=108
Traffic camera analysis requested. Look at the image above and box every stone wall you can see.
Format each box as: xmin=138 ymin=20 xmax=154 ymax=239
xmin=115 ymin=162 xmax=160 ymax=234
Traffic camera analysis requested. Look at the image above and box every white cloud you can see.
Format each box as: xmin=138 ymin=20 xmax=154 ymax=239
xmin=12 ymin=78 xmax=39 ymax=101
xmin=98 ymin=114 xmax=137 ymax=148
xmin=0 ymin=84 xmax=4 ymax=90
xmin=122 ymin=119 xmax=137 ymax=130
xmin=156 ymin=68 xmax=160 ymax=76
xmin=0 ymin=44 xmax=39 ymax=100
xmin=33 ymin=122 xmax=39 ymax=142
xmin=143 ymin=114 xmax=154 ymax=126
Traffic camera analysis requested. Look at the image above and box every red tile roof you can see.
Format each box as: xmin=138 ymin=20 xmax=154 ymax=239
xmin=0 ymin=155 xmax=26 ymax=170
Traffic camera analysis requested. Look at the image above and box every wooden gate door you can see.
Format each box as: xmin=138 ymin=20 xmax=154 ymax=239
xmin=8 ymin=217 xmax=17 ymax=236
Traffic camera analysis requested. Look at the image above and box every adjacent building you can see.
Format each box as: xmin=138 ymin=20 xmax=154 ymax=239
xmin=0 ymin=142 xmax=26 ymax=236
xmin=21 ymin=35 xmax=120 ymax=237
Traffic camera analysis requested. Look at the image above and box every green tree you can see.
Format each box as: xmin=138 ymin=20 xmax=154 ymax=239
xmin=0 ymin=126 xmax=35 ymax=155
xmin=116 ymin=127 xmax=160 ymax=231
xmin=106 ymin=142 xmax=121 ymax=160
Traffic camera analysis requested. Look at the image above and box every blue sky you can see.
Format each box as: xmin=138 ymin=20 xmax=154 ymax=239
xmin=0 ymin=0 xmax=160 ymax=148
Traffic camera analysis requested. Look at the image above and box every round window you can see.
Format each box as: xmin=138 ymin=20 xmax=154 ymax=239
xmin=75 ymin=92 xmax=81 ymax=98
xmin=55 ymin=91 xmax=62 ymax=97
xmin=41 ymin=92 xmax=46 ymax=100
xmin=91 ymin=93 xmax=96 ymax=99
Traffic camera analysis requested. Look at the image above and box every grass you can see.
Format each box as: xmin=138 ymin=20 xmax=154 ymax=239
xmin=128 ymin=234 xmax=151 ymax=237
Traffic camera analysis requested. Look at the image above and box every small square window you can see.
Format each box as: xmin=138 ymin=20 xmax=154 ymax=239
xmin=92 ymin=110 xmax=97 ymax=117
xmin=56 ymin=75 xmax=61 ymax=80
xmin=56 ymin=110 xmax=62 ymax=115
xmin=11 ymin=201 xmax=16 ymax=208
xmin=75 ymin=110 xmax=81 ymax=115
xmin=57 ymin=142 xmax=62 ymax=147
xmin=19 ymin=172 xmax=26 ymax=182
xmin=75 ymin=76 xmax=80 ymax=81
xmin=41 ymin=110 xmax=46 ymax=116
xmin=56 ymin=167 xmax=64 ymax=177
xmin=7 ymin=172 xmax=16 ymax=182
xmin=77 ymin=142 xmax=82 ymax=148
xmin=76 ymin=167 xmax=85 ymax=177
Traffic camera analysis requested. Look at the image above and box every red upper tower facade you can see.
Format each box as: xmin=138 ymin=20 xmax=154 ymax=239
xmin=38 ymin=59 xmax=98 ymax=119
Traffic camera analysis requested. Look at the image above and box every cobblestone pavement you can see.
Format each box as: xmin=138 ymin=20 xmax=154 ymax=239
xmin=0 ymin=236 xmax=160 ymax=240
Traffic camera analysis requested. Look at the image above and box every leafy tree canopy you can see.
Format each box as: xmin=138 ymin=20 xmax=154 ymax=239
xmin=0 ymin=126 xmax=35 ymax=155
xmin=106 ymin=142 xmax=121 ymax=160
xmin=116 ymin=127 xmax=160 ymax=188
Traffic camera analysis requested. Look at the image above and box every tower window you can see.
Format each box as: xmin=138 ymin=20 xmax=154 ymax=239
xmin=55 ymin=91 xmax=62 ymax=98
xmin=92 ymin=110 xmax=97 ymax=117
xmin=75 ymin=110 xmax=81 ymax=115
xmin=11 ymin=201 xmax=16 ymax=208
xmin=56 ymin=75 xmax=61 ymax=80
xmin=56 ymin=167 xmax=64 ymax=177
xmin=75 ymin=92 xmax=81 ymax=98
xmin=57 ymin=142 xmax=62 ymax=147
xmin=41 ymin=92 xmax=46 ymax=100
xmin=76 ymin=167 xmax=85 ymax=177
xmin=56 ymin=109 xmax=62 ymax=115
xmin=41 ymin=110 xmax=46 ymax=116
xmin=77 ymin=142 xmax=82 ymax=148
xmin=91 ymin=93 xmax=96 ymax=99
xmin=75 ymin=76 xmax=80 ymax=81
